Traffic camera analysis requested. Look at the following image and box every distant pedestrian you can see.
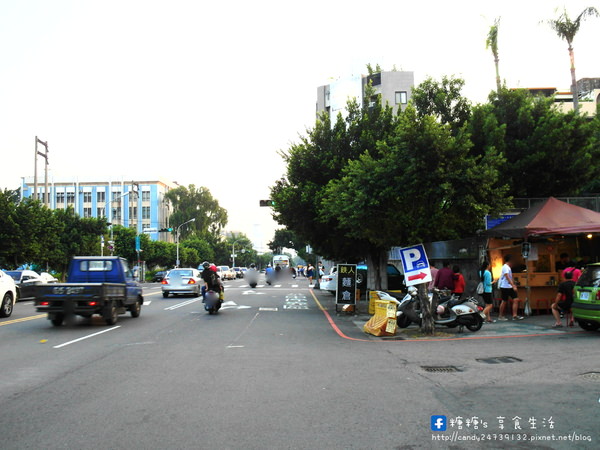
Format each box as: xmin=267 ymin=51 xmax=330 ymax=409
xmin=306 ymin=264 xmax=314 ymax=284
xmin=479 ymin=260 xmax=494 ymax=323
xmin=452 ymin=265 xmax=465 ymax=298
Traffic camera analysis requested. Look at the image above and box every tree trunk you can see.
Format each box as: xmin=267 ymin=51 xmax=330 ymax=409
xmin=366 ymin=250 xmax=388 ymax=291
xmin=494 ymin=56 xmax=501 ymax=93
xmin=418 ymin=283 xmax=435 ymax=335
xmin=568 ymin=44 xmax=579 ymax=113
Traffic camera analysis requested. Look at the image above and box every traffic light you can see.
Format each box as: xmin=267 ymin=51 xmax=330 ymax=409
xmin=159 ymin=227 xmax=173 ymax=232
xmin=259 ymin=199 xmax=275 ymax=207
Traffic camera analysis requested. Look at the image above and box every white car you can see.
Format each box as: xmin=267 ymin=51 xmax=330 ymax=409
xmin=0 ymin=271 xmax=17 ymax=317
xmin=3 ymin=269 xmax=45 ymax=301
xmin=320 ymin=268 xmax=337 ymax=294
xmin=218 ymin=266 xmax=235 ymax=280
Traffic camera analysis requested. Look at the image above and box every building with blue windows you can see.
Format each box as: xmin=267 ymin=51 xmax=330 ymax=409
xmin=20 ymin=177 xmax=178 ymax=242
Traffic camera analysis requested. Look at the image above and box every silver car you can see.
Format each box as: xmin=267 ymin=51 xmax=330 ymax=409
xmin=161 ymin=268 xmax=202 ymax=298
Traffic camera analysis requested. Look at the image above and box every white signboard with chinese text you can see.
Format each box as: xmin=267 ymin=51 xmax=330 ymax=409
xmin=335 ymin=264 xmax=357 ymax=305
xmin=399 ymin=244 xmax=432 ymax=287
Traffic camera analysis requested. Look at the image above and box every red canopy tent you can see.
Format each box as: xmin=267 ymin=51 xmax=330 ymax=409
xmin=486 ymin=197 xmax=600 ymax=238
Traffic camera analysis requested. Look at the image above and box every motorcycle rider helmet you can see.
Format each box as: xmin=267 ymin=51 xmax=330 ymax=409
xmin=202 ymin=261 xmax=210 ymax=269
xmin=250 ymin=263 xmax=256 ymax=268
xmin=209 ymin=264 xmax=217 ymax=273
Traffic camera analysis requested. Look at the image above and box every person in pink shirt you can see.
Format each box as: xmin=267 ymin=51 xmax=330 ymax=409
xmin=562 ymin=266 xmax=581 ymax=282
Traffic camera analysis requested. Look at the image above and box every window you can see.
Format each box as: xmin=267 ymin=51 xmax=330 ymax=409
xmin=83 ymin=192 xmax=92 ymax=203
xmin=97 ymin=191 xmax=106 ymax=202
xmin=83 ymin=207 xmax=92 ymax=218
xmin=395 ymin=91 xmax=408 ymax=105
xmin=142 ymin=206 xmax=151 ymax=219
xmin=79 ymin=260 xmax=113 ymax=271
xmin=97 ymin=207 xmax=105 ymax=218
xmin=142 ymin=191 xmax=150 ymax=202
xmin=113 ymin=207 xmax=121 ymax=221
xmin=56 ymin=192 xmax=65 ymax=203
xmin=129 ymin=206 xmax=137 ymax=219
xmin=66 ymin=192 xmax=75 ymax=204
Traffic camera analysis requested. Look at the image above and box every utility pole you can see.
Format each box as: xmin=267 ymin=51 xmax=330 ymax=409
xmin=34 ymin=137 xmax=49 ymax=206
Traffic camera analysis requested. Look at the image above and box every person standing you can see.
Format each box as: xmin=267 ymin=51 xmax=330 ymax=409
xmin=429 ymin=262 xmax=439 ymax=293
xmin=498 ymin=254 xmax=524 ymax=321
xmin=551 ymin=270 xmax=576 ymax=327
xmin=479 ymin=260 xmax=494 ymax=323
xmin=434 ymin=261 xmax=454 ymax=292
xmin=306 ymin=264 xmax=314 ymax=285
xmin=452 ymin=265 xmax=465 ymax=298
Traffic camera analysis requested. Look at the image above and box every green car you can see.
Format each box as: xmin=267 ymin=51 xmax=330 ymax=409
xmin=572 ymin=263 xmax=600 ymax=331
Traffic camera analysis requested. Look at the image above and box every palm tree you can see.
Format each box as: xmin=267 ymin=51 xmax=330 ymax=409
xmin=546 ymin=7 xmax=599 ymax=113
xmin=486 ymin=17 xmax=501 ymax=93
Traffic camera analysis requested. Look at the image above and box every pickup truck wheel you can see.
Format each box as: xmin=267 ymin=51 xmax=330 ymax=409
xmin=103 ymin=302 xmax=118 ymax=325
xmin=0 ymin=292 xmax=14 ymax=317
xmin=130 ymin=298 xmax=142 ymax=318
xmin=51 ymin=313 xmax=64 ymax=327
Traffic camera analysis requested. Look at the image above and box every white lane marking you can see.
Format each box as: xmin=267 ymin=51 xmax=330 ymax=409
xmin=53 ymin=326 xmax=121 ymax=349
xmin=259 ymin=307 xmax=278 ymax=311
xmin=143 ymin=300 xmax=152 ymax=306
xmin=242 ymin=290 xmax=264 ymax=295
xmin=164 ymin=298 xmax=203 ymax=310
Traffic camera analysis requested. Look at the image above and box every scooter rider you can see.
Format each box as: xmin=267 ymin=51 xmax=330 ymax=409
xmin=246 ymin=263 xmax=259 ymax=287
xmin=200 ymin=261 xmax=223 ymax=300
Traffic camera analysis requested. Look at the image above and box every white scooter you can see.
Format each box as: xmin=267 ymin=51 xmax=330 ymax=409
xmin=378 ymin=288 xmax=485 ymax=332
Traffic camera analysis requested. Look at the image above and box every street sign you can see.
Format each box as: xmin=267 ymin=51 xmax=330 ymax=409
xmin=399 ymin=244 xmax=432 ymax=287
xmin=336 ymin=264 xmax=357 ymax=306
xmin=143 ymin=228 xmax=157 ymax=233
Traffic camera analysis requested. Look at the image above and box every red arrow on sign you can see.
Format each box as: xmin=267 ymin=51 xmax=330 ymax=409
xmin=407 ymin=272 xmax=428 ymax=281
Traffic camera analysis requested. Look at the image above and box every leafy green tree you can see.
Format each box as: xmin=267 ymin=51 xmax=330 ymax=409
xmin=411 ymin=76 xmax=471 ymax=135
xmin=545 ymin=7 xmax=599 ymax=112
xmin=271 ymin=98 xmax=397 ymax=265
xmin=321 ymin=105 xmax=509 ymax=248
xmin=164 ymin=185 xmax=228 ymax=239
xmin=470 ymin=88 xmax=600 ymax=197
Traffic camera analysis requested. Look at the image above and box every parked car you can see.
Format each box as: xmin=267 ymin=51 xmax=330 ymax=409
xmin=573 ymin=263 xmax=600 ymax=331
xmin=356 ymin=263 xmax=405 ymax=292
xmin=161 ymin=268 xmax=202 ymax=298
xmin=320 ymin=268 xmax=337 ymax=294
xmin=232 ymin=267 xmax=244 ymax=278
xmin=152 ymin=271 xmax=167 ymax=282
xmin=3 ymin=269 xmax=45 ymax=301
xmin=0 ymin=270 xmax=17 ymax=317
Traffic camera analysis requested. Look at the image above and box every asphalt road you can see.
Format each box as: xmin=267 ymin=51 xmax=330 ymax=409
xmin=1 ymin=274 xmax=599 ymax=449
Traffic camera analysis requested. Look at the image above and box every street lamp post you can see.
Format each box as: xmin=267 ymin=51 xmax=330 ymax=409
xmin=175 ymin=218 xmax=196 ymax=268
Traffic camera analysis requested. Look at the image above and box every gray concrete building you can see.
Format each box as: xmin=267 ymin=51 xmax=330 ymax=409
xmin=316 ymin=70 xmax=415 ymax=118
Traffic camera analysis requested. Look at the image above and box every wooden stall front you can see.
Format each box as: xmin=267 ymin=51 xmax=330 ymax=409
xmin=487 ymin=237 xmax=583 ymax=314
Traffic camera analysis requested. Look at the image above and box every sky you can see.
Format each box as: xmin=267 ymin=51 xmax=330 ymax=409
xmin=1 ymin=0 xmax=599 ymax=251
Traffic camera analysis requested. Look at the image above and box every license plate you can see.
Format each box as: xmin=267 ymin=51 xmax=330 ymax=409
xmin=580 ymin=291 xmax=590 ymax=301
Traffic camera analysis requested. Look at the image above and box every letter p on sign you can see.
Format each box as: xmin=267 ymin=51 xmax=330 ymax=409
xmin=400 ymin=244 xmax=432 ymax=287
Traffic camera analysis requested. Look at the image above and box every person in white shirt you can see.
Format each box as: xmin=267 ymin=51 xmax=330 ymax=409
xmin=498 ymin=254 xmax=525 ymax=321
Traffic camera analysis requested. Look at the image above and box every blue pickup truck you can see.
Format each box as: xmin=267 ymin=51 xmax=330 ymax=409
xmin=33 ymin=256 xmax=143 ymax=326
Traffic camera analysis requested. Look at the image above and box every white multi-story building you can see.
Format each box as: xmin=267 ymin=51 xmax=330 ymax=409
xmin=20 ymin=177 xmax=178 ymax=241
xmin=316 ymin=70 xmax=415 ymax=118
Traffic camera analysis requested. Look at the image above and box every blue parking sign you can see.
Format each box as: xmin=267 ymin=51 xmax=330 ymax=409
xmin=400 ymin=244 xmax=432 ymax=286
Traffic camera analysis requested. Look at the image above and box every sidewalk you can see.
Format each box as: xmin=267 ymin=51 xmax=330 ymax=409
xmin=310 ymin=287 xmax=587 ymax=340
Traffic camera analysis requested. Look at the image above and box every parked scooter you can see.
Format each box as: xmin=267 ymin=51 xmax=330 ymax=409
xmin=378 ymin=288 xmax=485 ymax=332
xmin=203 ymin=290 xmax=222 ymax=314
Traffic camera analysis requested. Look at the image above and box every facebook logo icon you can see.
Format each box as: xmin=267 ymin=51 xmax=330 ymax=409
xmin=431 ymin=415 xmax=447 ymax=431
